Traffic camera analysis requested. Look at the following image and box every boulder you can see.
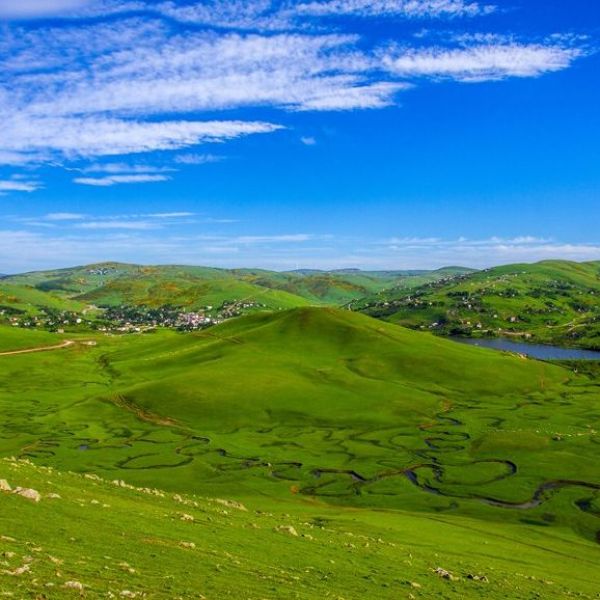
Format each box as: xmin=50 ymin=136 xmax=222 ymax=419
xmin=13 ymin=488 xmax=41 ymax=502
xmin=274 ymin=525 xmax=299 ymax=537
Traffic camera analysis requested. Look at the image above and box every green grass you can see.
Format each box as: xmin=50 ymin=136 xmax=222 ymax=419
xmin=358 ymin=260 xmax=600 ymax=349
xmin=2 ymin=457 xmax=600 ymax=599
xmin=78 ymin=274 xmax=312 ymax=311
xmin=0 ymin=283 xmax=87 ymax=315
xmin=0 ymin=325 xmax=69 ymax=352
xmin=1 ymin=307 xmax=600 ymax=597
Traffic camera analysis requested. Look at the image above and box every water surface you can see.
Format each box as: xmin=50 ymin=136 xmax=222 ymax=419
xmin=450 ymin=337 xmax=600 ymax=361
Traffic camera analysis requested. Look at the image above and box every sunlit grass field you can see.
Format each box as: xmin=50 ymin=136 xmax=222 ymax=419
xmin=1 ymin=307 xmax=600 ymax=597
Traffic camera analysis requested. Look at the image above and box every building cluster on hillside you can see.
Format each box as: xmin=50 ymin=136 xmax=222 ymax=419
xmin=0 ymin=297 xmax=272 ymax=334
xmin=0 ymin=307 xmax=92 ymax=332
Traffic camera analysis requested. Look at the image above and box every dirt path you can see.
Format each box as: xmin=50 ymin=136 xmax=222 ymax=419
xmin=109 ymin=394 xmax=179 ymax=427
xmin=0 ymin=340 xmax=75 ymax=357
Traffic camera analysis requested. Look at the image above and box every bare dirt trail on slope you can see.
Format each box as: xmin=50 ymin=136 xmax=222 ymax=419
xmin=0 ymin=340 xmax=75 ymax=357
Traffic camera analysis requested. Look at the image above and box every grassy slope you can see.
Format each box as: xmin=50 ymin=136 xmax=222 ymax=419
xmin=0 ymin=283 xmax=87 ymax=315
xmin=246 ymin=267 xmax=475 ymax=305
xmin=78 ymin=274 xmax=311 ymax=310
xmin=0 ymin=325 xmax=68 ymax=352
xmin=358 ymin=260 xmax=600 ymax=348
xmin=1 ymin=308 xmax=600 ymax=597
xmin=1 ymin=457 xmax=599 ymax=599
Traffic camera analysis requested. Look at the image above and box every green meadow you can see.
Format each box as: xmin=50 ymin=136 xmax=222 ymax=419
xmin=1 ymin=307 xmax=600 ymax=597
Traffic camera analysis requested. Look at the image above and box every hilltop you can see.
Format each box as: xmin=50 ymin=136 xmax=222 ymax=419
xmin=356 ymin=260 xmax=600 ymax=349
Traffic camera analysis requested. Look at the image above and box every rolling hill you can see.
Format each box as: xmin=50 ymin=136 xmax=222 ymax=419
xmin=357 ymin=260 xmax=600 ymax=349
xmin=0 ymin=263 xmax=473 ymax=324
xmin=1 ymin=308 xmax=600 ymax=596
xmin=0 ymin=282 xmax=87 ymax=316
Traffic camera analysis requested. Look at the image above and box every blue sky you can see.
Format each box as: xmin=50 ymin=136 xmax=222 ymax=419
xmin=0 ymin=0 xmax=598 ymax=273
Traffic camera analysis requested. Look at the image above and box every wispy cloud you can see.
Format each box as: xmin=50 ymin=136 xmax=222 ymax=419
xmin=80 ymin=162 xmax=176 ymax=174
xmin=44 ymin=212 xmax=86 ymax=221
xmin=147 ymin=212 xmax=196 ymax=219
xmin=67 ymin=0 xmax=497 ymax=28
xmin=377 ymin=236 xmax=600 ymax=268
xmin=0 ymin=0 xmax=590 ymax=198
xmin=294 ymin=0 xmax=495 ymax=19
xmin=1 ymin=116 xmax=282 ymax=165
xmin=75 ymin=220 xmax=162 ymax=230
xmin=0 ymin=0 xmax=93 ymax=19
xmin=381 ymin=42 xmax=584 ymax=81
xmin=174 ymin=153 xmax=225 ymax=165
xmin=0 ymin=179 xmax=41 ymax=193
xmin=74 ymin=174 xmax=171 ymax=187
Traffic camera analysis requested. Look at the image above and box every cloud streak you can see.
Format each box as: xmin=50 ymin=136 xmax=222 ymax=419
xmin=0 ymin=179 xmax=41 ymax=193
xmin=74 ymin=174 xmax=171 ymax=186
xmin=294 ymin=0 xmax=495 ymax=19
xmin=0 ymin=0 xmax=93 ymax=19
xmin=382 ymin=42 xmax=584 ymax=81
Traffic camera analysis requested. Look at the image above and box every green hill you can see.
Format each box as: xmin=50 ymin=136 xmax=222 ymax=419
xmin=1 ymin=307 xmax=600 ymax=598
xmin=237 ymin=267 xmax=474 ymax=305
xmin=77 ymin=271 xmax=311 ymax=311
xmin=358 ymin=260 xmax=600 ymax=349
xmin=1 ymin=263 xmax=473 ymax=313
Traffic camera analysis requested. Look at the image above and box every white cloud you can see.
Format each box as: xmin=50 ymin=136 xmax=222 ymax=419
xmin=0 ymin=0 xmax=94 ymax=18
xmin=294 ymin=0 xmax=495 ymax=19
xmin=76 ymin=220 xmax=161 ymax=229
xmin=147 ymin=0 xmax=291 ymax=31
xmin=233 ymin=234 xmax=314 ymax=244
xmin=301 ymin=136 xmax=317 ymax=145
xmin=81 ymin=162 xmax=176 ymax=174
xmin=296 ymin=81 xmax=408 ymax=111
xmin=17 ymin=32 xmax=386 ymax=116
xmin=382 ymin=43 xmax=583 ymax=81
xmin=378 ymin=236 xmax=600 ymax=268
xmin=147 ymin=212 xmax=196 ymax=218
xmin=0 ymin=25 xmax=410 ymax=165
xmin=0 ymin=179 xmax=41 ymax=193
xmin=67 ymin=0 xmax=496 ymax=28
xmin=0 ymin=0 xmax=589 ymax=194
xmin=0 ymin=117 xmax=282 ymax=164
xmin=174 ymin=153 xmax=224 ymax=165
xmin=73 ymin=174 xmax=171 ymax=186
xmin=44 ymin=212 xmax=86 ymax=220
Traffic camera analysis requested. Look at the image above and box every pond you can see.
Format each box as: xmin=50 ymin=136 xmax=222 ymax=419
xmin=450 ymin=337 xmax=600 ymax=361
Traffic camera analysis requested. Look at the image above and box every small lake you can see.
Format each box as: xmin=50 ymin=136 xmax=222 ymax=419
xmin=450 ymin=337 xmax=600 ymax=361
